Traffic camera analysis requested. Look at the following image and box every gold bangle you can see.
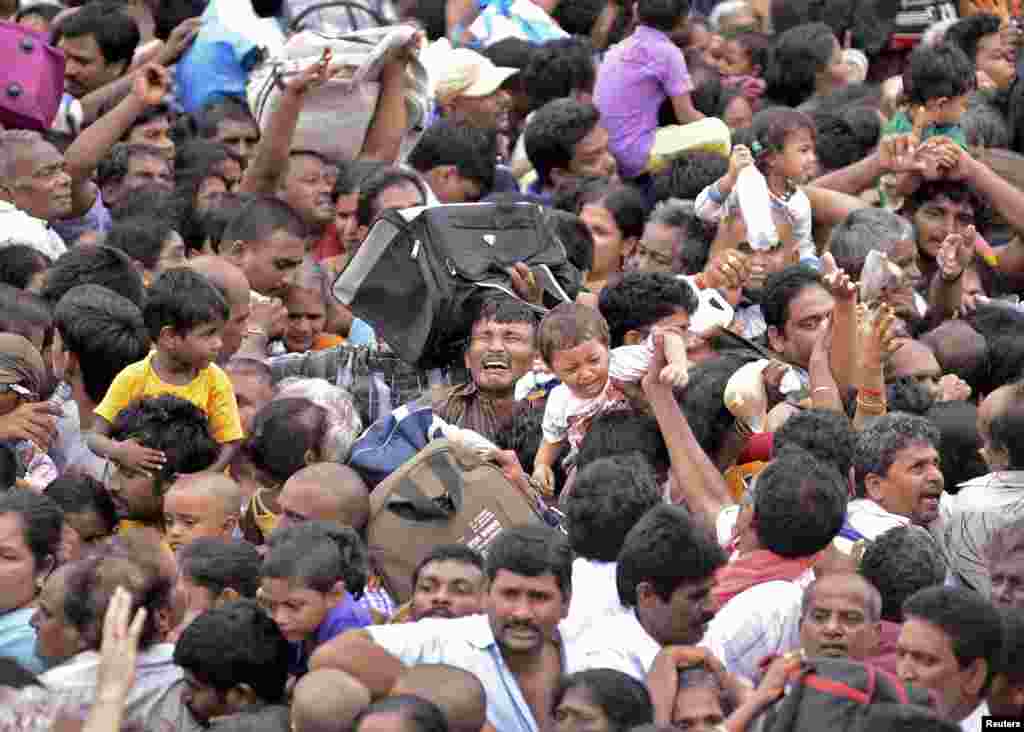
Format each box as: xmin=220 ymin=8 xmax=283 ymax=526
xmin=856 ymin=398 xmax=887 ymax=413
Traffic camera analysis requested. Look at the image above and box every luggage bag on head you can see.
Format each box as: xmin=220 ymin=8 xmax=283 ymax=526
xmin=333 ymin=202 xmax=576 ymax=371
xmin=365 ymin=439 xmax=548 ymax=604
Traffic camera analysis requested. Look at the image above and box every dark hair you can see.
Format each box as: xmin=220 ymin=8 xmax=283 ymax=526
xmin=52 ymin=1 xmax=139 ymax=67
xmin=567 ymin=453 xmax=663 ymax=561
xmin=903 ymin=586 xmax=1002 ymax=686
xmin=652 ymin=151 xmax=730 ymax=203
xmin=761 ymin=265 xmax=826 ymax=331
xmin=762 ymin=23 xmax=838 ymax=107
xmin=411 ymin=544 xmax=486 ymax=590
xmin=994 ymin=607 xmax=1024 ymax=684
xmin=44 ymin=473 xmax=118 ymax=536
xmin=599 ymin=272 xmax=698 ymax=348
xmin=551 ymin=0 xmax=606 ymax=37
xmin=546 ymin=210 xmax=594 ymax=273
xmin=537 ymin=302 xmax=610 ymax=366
xmin=753 ymin=447 xmax=847 ymax=558
xmin=525 ymin=99 xmax=601 ymax=188
xmin=191 ymin=193 xmax=253 ymax=254
xmin=493 ymin=406 xmax=568 ymax=493
xmin=637 ymin=0 xmax=688 ymax=32
xmin=174 ymin=599 xmax=290 ymax=703
xmin=774 ymin=408 xmax=857 ymax=479
xmin=143 ymin=268 xmax=229 ymax=342
xmin=0 ymin=245 xmax=51 ymax=290
xmin=355 ymin=167 xmax=428 ymax=228
xmin=0 ymin=286 xmax=52 ymax=351
xmin=827 ymin=208 xmax=915 ymax=280
xmin=354 ymin=695 xmax=449 ymax=732
xmin=988 ymin=401 xmax=1024 ymax=469
xmin=0 ymin=490 xmax=62 ymax=570
xmin=105 ymin=217 xmax=179 ymax=271
xmin=263 ymin=521 xmax=368 ymax=598
xmin=15 ymin=3 xmax=61 ymax=25
xmin=95 ymin=142 xmax=169 ymax=189
xmin=521 ymin=37 xmax=596 ymax=113
xmin=750 ymin=107 xmax=817 ymax=165
xmin=41 ymin=245 xmax=145 ymax=308
xmin=0 ymin=658 xmax=40 ymax=689
xmin=553 ymin=670 xmax=654 ymax=730
xmin=244 ymin=398 xmax=330 ymax=484
xmin=732 ymin=31 xmax=771 ymax=70
xmin=110 ymin=395 xmax=220 ymax=493
xmin=111 ymin=184 xmax=182 ymax=224
xmin=576 ymin=412 xmax=669 ymax=475
xmin=178 ymin=537 xmax=263 ymax=599
xmin=125 ymin=102 xmax=171 ymax=142
xmin=679 ymin=350 xmax=760 ymax=461
xmin=617 ymin=505 xmax=726 ymax=606
xmin=924 ymin=401 xmax=987 ymax=491
xmin=577 ymin=181 xmax=649 ymax=242
xmin=886 ymin=376 xmax=935 ymax=417
xmin=54 ymin=284 xmax=150 ymax=404
xmin=408 ymin=122 xmax=496 ymax=197
xmin=485 ymin=525 xmax=573 ymax=598
xmin=860 ymin=525 xmax=947 ymax=623
xmin=812 ymin=112 xmax=867 ymax=175
xmin=332 ymin=159 xmax=385 ymax=200
xmin=903 ymin=43 xmax=976 ymax=106
xmin=854 ymin=412 xmax=941 ymax=498
xmin=194 ymin=98 xmax=258 ymax=140
xmin=0 ymin=443 xmax=18 ymax=490
xmin=221 ymin=195 xmax=308 ymax=246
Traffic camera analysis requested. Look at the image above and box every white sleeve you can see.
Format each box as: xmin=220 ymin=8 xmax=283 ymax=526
xmin=608 ymin=336 xmax=655 ymax=383
xmin=541 ymin=384 xmax=571 ymax=444
xmin=790 ymin=190 xmax=815 ymax=260
xmin=366 ymin=619 xmax=449 ymax=667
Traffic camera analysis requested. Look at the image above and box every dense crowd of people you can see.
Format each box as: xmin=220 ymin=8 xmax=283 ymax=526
xmin=1 ymin=0 xmax=1024 ymax=729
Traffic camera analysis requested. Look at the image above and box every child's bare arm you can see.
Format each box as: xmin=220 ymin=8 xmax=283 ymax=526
xmin=532 ymin=438 xmax=563 ymax=497
xmin=87 ymin=416 xmax=166 ymax=471
xmin=658 ymin=330 xmax=690 ymax=388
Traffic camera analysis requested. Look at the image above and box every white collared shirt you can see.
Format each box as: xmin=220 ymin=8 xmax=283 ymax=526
xmin=561 ymin=559 xmax=627 ymax=644
xmin=576 ymin=609 xmax=661 ymax=681
xmin=0 ymin=201 xmax=66 ymax=260
xmin=368 ymin=614 xmax=586 ymax=732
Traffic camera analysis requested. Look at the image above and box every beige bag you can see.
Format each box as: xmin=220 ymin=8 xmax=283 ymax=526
xmin=247 ymin=24 xmax=430 ymax=163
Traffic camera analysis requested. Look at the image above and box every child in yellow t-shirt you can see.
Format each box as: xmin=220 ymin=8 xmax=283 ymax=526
xmin=89 ymin=269 xmax=244 ymax=474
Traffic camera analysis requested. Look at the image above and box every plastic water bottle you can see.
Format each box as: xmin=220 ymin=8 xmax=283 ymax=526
xmin=735 ymin=165 xmax=778 ymax=251
xmin=15 ymin=382 xmax=71 ymax=471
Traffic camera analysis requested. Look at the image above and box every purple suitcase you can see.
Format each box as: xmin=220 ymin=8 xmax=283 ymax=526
xmin=0 ymin=21 xmax=65 ymax=131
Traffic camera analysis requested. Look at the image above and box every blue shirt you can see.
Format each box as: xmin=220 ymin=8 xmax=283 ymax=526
xmin=0 ymin=607 xmax=47 ymax=675
xmin=290 ymin=592 xmax=371 ymax=676
xmin=369 ymin=614 xmax=586 ymax=732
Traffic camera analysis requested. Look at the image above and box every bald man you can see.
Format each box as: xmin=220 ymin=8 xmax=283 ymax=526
xmin=278 ymin=463 xmax=371 ymax=531
xmin=391 ymin=664 xmax=487 ymax=732
xmin=163 ymin=472 xmax=243 ymax=553
xmin=886 ymin=339 xmax=943 ymax=402
xmin=799 ymin=573 xmax=882 ymax=662
xmin=292 ymin=669 xmax=372 ymax=732
xmin=187 ymin=255 xmax=252 ymax=364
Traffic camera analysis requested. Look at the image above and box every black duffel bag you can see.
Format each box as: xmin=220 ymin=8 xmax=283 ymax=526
xmin=332 ymin=202 xmax=577 ymax=370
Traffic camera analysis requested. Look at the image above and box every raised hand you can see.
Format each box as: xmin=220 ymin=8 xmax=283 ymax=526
xmin=822 ymin=252 xmax=857 ymax=303
xmin=159 ymin=17 xmax=202 ymax=65
xmin=727 ymin=145 xmax=754 ymax=184
xmin=131 ymin=64 xmax=171 ymax=106
xmin=703 ymin=249 xmax=751 ymax=291
xmin=937 ymin=225 xmax=976 ymax=281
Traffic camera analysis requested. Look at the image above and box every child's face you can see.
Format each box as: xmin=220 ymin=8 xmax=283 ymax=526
xmin=548 ymin=338 xmax=611 ymax=400
xmin=163 ymin=484 xmax=232 ymax=554
xmin=283 ymin=287 xmax=328 ymax=354
xmin=773 ymin=129 xmax=818 ymax=185
xmin=257 ymin=577 xmax=336 ymax=642
xmin=723 ymin=95 xmax=753 ymax=132
xmin=171 ymin=320 xmax=225 ymax=370
xmin=719 ymin=40 xmax=754 ymax=76
xmin=227 ymin=370 xmax=274 ymax=435
xmin=929 ymin=94 xmax=970 ymax=127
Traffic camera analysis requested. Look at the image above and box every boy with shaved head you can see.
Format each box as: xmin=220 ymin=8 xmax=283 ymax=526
xmin=292 ymin=669 xmax=372 ymax=732
xmin=163 ymin=471 xmax=243 ymax=553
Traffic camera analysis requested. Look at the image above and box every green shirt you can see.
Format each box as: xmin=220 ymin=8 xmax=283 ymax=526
xmin=883 ymin=110 xmax=967 ymax=149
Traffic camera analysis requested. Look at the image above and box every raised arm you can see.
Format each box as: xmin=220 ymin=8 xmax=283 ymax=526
xmin=64 ymin=64 xmax=170 ymax=217
xmin=359 ymin=35 xmax=422 ymax=162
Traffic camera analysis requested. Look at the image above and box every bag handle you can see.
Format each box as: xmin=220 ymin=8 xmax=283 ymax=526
xmin=387 ymin=449 xmax=465 ymax=520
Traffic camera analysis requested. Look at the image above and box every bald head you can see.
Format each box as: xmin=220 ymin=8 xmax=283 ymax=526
xmin=164 ymin=472 xmax=243 ymax=553
xmin=187 ymin=255 xmax=251 ymax=306
xmin=392 ymin=665 xmax=486 ymax=732
xmin=168 ymin=472 xmax=243 ymax=514
xmin=921 ymin=321 xmax=986 ymax=391
xmin=293 ymin=669 xmax=372 ymax=732
xmin=279 ymin=463 xmax=370 ymax=531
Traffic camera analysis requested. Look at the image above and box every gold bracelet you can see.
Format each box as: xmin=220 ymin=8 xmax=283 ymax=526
xmin=856 ymin=398 xmax=887 ymax=414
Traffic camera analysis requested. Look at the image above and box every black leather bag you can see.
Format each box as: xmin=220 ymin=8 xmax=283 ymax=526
xmin=333 ymin=202 xmax=576 ymax=370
